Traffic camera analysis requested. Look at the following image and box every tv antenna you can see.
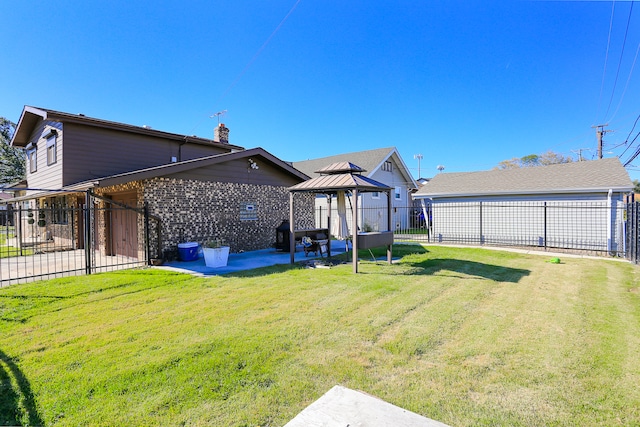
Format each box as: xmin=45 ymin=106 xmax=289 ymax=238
xmin=210 ymin=110 xmax=227 ymax=125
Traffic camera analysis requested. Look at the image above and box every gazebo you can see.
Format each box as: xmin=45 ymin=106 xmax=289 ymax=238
xmin=288 ymin=162 xmax=394 ymax=273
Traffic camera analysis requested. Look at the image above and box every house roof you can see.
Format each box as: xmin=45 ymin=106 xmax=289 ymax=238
xmin=64 ymin=147 xmax=309 ymax=191
xmin=292 ymin=147 xmax=418 ymax=189
xmin=11 ymin=106 xmax=245 ymax=151
xmin=413 ymin=157 xmax=633 ymax=199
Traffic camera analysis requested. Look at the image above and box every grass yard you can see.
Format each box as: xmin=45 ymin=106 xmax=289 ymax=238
xmin=1 ymin=245 xmax=639 ymax=426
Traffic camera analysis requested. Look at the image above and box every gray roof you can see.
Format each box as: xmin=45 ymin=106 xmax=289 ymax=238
xmin=413 ymin=157 xmax=633 ymax=199
xmin=292 ymin=147 xmax=395 ymax=178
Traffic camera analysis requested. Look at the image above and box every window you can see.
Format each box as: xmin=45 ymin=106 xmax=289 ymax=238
xmin=27 ymin=147 xmax=37 ymax=173
xmin=47 ymin=196 xmax=68 ymax=224
xmin=371 ymin=191 xmax=380 ymax=199
xmin=395 ymin=186 xmax=402 ymax=200
xmin=382 ymin=161 xmax=393 ymax=172
xmin=47 ymin=134 xmax=57 ymax=165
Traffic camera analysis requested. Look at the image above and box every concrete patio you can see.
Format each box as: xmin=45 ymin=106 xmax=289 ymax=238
xmin=158 ymin=239 xmax=352 ymax=276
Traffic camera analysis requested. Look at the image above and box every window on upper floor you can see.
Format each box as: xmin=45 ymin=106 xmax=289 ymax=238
xmin=371 ymin=191 xmax=380 ymax=199
xmin=395 ymin=186 xmax=402 ymax=200
xmin=382 ymin=161 xmax=393 ymax=172
xmin=27 ymin=146 xmax=37 ymax=173
xmin=47 ymin=134 xmax=57 ymax=165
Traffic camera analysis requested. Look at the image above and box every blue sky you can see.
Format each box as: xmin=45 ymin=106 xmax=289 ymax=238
xmin=2 ymin=1 xmax=640 ymax=180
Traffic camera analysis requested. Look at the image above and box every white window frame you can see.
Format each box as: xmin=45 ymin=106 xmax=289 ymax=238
xmin=27 ymin=147 xmax=37 ymax=173
xmin=46 ymin=134 xmax=57 ymax=165
xmin=371 ymin=191 xmax=380 ymax=199
xmin=395 ymin=186 xmax=402 ymax=200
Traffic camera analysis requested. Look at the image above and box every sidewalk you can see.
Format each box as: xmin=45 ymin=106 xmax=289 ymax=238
xmin=157 ymin=240 xmax=351 ymax=276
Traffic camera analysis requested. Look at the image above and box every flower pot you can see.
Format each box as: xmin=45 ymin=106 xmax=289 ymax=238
xmin=203 ymin=246 xmax=230 ymax=268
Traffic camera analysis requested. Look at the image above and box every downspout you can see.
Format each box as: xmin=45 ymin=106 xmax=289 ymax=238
xmin=607 ymin=189 xmax=613 ymax=253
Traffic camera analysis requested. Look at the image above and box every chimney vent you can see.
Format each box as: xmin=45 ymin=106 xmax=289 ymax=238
xmin=214 ymin=123 xmax=229 ymax=144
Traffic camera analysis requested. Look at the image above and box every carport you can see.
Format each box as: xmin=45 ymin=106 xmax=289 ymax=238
xmin=288 ymin=161 xmax=394 ymax=273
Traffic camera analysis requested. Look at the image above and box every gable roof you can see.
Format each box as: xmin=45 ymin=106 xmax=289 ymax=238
xmin=11 ymin=106 xmax=245 ymax=151
xmin=65 ymin=147 xmax=309 ymax=191
xmin=292 ymin=147 xmax=418 ymax=189
xmin=413 ymin=157 xmax=633 ymax=199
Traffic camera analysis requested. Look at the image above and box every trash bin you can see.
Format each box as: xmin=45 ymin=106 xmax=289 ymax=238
xmin=177 ymin=242 xmax=199 ymax=261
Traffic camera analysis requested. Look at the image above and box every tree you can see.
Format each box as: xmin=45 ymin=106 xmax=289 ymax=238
xmin=633 ymin=179 xmax=640 ymax=194
xmin=0 ymin=117 xmax=25 ymax=185
xmin=496 ymin=150 xmax=573 ymax=170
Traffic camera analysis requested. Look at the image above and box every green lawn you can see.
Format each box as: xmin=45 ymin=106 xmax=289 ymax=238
xmin=1 ymin=245 xmax=639 ymax=426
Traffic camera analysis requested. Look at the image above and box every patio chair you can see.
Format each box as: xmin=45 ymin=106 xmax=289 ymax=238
xmin=302 ymin=233 xmax=328 ymax=257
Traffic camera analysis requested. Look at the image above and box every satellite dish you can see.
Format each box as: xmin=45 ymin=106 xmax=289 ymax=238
xmin=436 ymin=165 xmax=445 ymax=172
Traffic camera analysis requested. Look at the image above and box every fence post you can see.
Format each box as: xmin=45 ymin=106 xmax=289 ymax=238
xmin=144 ymin=202 xmax=151 ymax=265
xmin=544 ymin=202 xmax=547 ymax=251
xmin=16 ymin=205 xmax=23 ymax=256
xmin=84 ymin=190 xmax=92 ymax=275
xmin=479 ymin=201 xmax=483 ymax=245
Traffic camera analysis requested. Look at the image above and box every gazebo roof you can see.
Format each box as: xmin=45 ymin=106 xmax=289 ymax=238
xmin=315 ymin=161 xmax=365 ymax=175
xmin=289 ymin=162 xmax=391 ymax=193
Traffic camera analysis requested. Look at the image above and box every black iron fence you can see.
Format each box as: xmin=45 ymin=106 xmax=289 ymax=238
xmin=626 ymin=202 xmax=640 ymax=264
xmin=315 ymin=200 xmax=630 ymax=257
xmin=0 ymin=192 xmax=160 ymax=287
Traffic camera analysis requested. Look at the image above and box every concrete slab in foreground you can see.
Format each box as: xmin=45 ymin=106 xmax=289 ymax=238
xmin=284 ymin=385 xmax=450 ymax=427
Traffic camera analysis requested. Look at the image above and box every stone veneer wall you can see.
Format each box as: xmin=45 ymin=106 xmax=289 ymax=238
xmin=143 ymin=177 xmax=315 ymax=257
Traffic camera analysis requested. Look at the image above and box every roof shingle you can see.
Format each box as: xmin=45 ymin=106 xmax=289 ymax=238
xmin=414 ymin=158 xmax=633 ymax=198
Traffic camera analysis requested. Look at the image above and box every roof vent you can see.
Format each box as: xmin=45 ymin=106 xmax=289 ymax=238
xmin=143 ymin=125 xmax=152 ymax=129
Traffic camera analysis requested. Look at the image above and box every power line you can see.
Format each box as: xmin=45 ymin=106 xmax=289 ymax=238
xmin=187 ymin=0 xmax=303 ymax=136
xmin=622 ymin=130 xmax=640 ymax=166
xmin=608 ymin=41 xmax=640 ymax=122
xmin=618 ymin=113 xmax=640 ymax=158
xmin=604 ymin=1 xmax=635 ymax=120
xmin=594 ymin=0 xmax=616 ymax=123
xmin=214 ymin=0 xmax=302 ymax=106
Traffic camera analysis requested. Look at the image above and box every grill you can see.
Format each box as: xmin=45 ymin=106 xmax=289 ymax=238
xmin=275 ymin=219 xmax=290 ymax=252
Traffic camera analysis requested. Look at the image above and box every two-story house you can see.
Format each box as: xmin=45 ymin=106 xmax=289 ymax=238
xmin=10 ymin=106 xmax=310 ymax=259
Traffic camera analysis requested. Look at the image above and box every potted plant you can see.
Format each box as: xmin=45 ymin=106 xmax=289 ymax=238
xmin=203 ymin=239 xmax=230 ymax=268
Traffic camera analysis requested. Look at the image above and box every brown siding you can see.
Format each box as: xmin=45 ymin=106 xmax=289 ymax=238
xmin=61 ymin=123 xmax=233 ymax=186
xmin=168 ymin=158 xmax=302 ymax=187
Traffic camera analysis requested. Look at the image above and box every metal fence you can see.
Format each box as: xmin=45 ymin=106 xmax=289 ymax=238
xmin=315 ymin=200 xmax=629 ymax=257
xmin=0 ymin=192 xmax=160 ymax=287
xmin=626 ymin=202 xmax=640 ymax=264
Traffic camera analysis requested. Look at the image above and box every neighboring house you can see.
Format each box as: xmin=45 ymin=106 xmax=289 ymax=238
xmin=412 ymin=158 xmax=634 ymax=253
xmin=292 ymin=147 xmax=418 ymax=232
xmin=9 ymin=106 xmax=310 ymax=258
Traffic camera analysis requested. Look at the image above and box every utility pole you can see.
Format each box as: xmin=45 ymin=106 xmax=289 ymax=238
xmin=414 ymin=154 xmax=423 ymax=178
xmin=571 ymin=148 xmax=591 ymax=161
xmin=592 ymin=124 xmax=612 ymax=159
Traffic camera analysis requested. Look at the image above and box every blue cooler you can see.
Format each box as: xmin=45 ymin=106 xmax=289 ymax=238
xmin=177 ymin=242 xmax=199 ymax=261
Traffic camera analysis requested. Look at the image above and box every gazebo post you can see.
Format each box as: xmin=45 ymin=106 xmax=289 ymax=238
xmin=387 ymin=189 xmax=392 ymax=264
xmin=352 ymin=189 xmax=359 ymax=273
xmin=327 ymin=193 xmax=332 ymax=258
xmin=289 ymin=192 xmax=295 ymax=264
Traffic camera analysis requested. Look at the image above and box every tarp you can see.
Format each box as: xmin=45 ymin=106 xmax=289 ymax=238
xmin=332 ymin=191 xmax=350 ymax=240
